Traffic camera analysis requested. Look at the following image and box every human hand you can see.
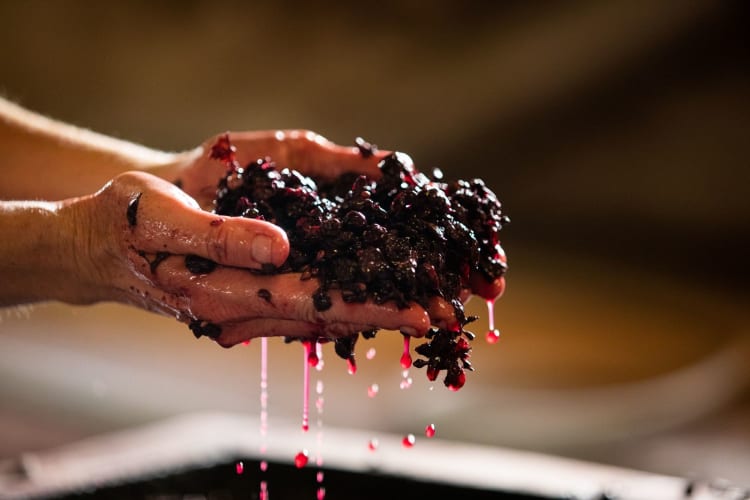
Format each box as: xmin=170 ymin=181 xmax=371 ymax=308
xmin=66 ymin=170 xmax=429 ymax=346
xmin=171 ymin=130 xmax=387 ymax=211
xmin=168 ymin=130 xmax=507 ymax=312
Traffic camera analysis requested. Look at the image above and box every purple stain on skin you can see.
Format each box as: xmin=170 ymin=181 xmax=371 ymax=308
xmin=126 ymin=192 xmax=143 ymax=227
xmin=149 ymin=252 xmax=170 ymax=274
xmin=258 ymin=288 xmax=272 ymax=303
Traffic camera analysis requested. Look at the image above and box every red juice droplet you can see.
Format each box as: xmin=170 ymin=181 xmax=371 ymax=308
xmin=486 ymin=329 xmax=501 ymax=344
xmin=235 ymin=461 xmax=244 ymax=474
xmin=346 ymin=356 xmax=357 ymax=375
xmin=317 ymin=487 xmax=326 ymax=500
xmin=368 ymin=438 xmax=379 ymax=451
xmin=399 ymin=369 xmax=413 ymax=390
xmin=425 ymin=423 xmax=436 ymax=438
xmin=317 ymin=471 xmax=324 ymax=483
xmin=485 ymin=299 xmax=500 ymax=344
xmin=315 ymin=339 xmax=324 ymax=371
xmin=402 ymin=434 xmax=415 ymax=448
xmin=260 ymin=460 xmax=268 ymax=472
xmin=367 ymin=383 xmax=379 ymax=398
xmin=366 ymin=347 xmax=376 ymax=360
xmin=260 ymin=480 xmax=269 ymax=500
xmin=242 ymin=340 xmax=251 ymax=346
xmin=447 ymin=371 xmax=466 ymax=391
xmin=400 ymin=335 xmax=412 ymax=369
xmin=295 ymin=450 xmax=309 ymax=468
xmin=308 ymin=351 xmax=319 ymax=367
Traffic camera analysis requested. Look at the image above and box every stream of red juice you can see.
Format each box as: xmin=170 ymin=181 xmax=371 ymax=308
xmin=486 ymin=298 xmax=500 ymax=344
xmin=302 ymin=341 xmax=312 ymax=432
xmin=259 ymin=337 xmax=269 ymax=498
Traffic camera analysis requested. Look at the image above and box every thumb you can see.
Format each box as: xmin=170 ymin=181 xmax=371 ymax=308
xmin=122 ymin=172 xmax=290 ymax=268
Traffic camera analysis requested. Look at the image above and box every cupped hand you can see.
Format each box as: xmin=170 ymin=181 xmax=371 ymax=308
xmin=169 ymin=130 xmax=507 ymax=305
xmin=172 ymin=130 xmax=387 ymax=210
xmin=69 ymin=170 xmax=429 ymax=345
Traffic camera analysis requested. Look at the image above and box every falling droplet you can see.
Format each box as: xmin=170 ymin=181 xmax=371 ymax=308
xmin=308 ymin=348 xmax=319 ymax=367
xmin=260 ymin=460 xmax=268 ymax=472
xmin=425 ymin=423 xmax=436 ymax=438
xmin=317 ymin=487 xmax=326 ymax=500
xmin=367 ymin=383 xmax=379 ymax=398
xmin=447 ymin=371 xmax=466 ymax=391
xmin=346 ymin=357 xmax=357 ymax=375
xmin=315 ymin=340 xmax=325 ymax=371
xmin=235 ymin=461 xmax=244 ymax=474
xmin=366 ymin=347 xmax=376 ymax=360
xmin=295 ymin=450 xmax=309 ymax=468
xmin=402 ymin=434 xmax=415 ymax=448
xmin=399 ymin=377 xmax=413 ymax=390
xmin=260 ymin=480 xmax=269 ymax=500
xmin=368 ymin=438 xmax=379 ymax=451
xmin=242 ymin=340 xmax=251 ymax=346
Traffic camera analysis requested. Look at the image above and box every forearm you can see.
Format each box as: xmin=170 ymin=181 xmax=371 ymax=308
xmin=0 ymin=200 xmax=91 ymax=306
xmin=0 ymin=97 xmax=184 ymax=200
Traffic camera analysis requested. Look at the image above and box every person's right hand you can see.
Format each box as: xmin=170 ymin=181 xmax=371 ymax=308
xmin=65 ymin=170 xmax=430 ymax=346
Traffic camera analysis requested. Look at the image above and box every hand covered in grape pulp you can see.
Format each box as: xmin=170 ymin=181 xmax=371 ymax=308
xmin=172 ymin=130 xmax=387 ymax=211
xmin=170 ymin=130 xmax=507 ymax=321
xmin=69 ymin=170 xmax=429 ymax=345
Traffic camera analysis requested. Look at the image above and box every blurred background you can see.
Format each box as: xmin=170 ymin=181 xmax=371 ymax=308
xmin=1 ymin=0 xmax=749 ymax=491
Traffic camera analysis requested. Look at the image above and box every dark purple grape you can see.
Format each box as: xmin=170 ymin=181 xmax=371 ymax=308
xmin=185 ymin=255 xmax=218 ymax=274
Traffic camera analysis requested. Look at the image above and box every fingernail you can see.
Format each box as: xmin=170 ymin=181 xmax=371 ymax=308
xmin=252 ymin=234 xmax=272 ymax=264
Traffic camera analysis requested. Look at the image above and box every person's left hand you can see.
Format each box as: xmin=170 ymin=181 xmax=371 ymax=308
xmin=171 ymin=130 xmax=386 ymax=210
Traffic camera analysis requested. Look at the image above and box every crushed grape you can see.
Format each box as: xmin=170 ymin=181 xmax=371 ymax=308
xmin=185 ymin=254 xmax=217 ymax=274
xmin=195 ymin=133 xmax=509 ymax=389
xmin=126 ymin=192 xmax=142 ymax=227
xmin=189 ymin=320 xmax=222 ymax=339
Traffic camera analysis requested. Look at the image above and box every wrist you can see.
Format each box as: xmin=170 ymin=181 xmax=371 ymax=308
xmin=0 ymin=198 xmax=103 ymax=306
xmin=147 ymin=145 xmax=203 ymax=185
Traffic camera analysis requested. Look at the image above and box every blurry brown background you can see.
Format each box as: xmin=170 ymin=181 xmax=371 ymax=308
xmin=1 ymin=0 xmax=749 ymax=489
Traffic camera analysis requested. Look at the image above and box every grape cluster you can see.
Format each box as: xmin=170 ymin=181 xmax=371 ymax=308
xmin=199 ymin=134 xmax=509 ymax=390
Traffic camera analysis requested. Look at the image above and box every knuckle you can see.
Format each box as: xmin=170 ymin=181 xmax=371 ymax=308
xmin=206 ymin=221 xmax=232 ymax=263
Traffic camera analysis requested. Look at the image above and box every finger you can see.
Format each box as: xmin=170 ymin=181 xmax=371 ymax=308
xmin=212 ymin=319 xmax=381 ymax=348
xmin=228 ymin=130 xmax=391 ymax=180
xmin=123 ymin=171 xmax=290 ymax=268
xmin=152 ymin=260 xmax=430 ymax=336
xmin=428 ymin=296 xmax=460 ymax=330
xmin=214 ymin=319 xmax=323 ymax=347
xmin=469 ymin=273 xmax=506 ymax=300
